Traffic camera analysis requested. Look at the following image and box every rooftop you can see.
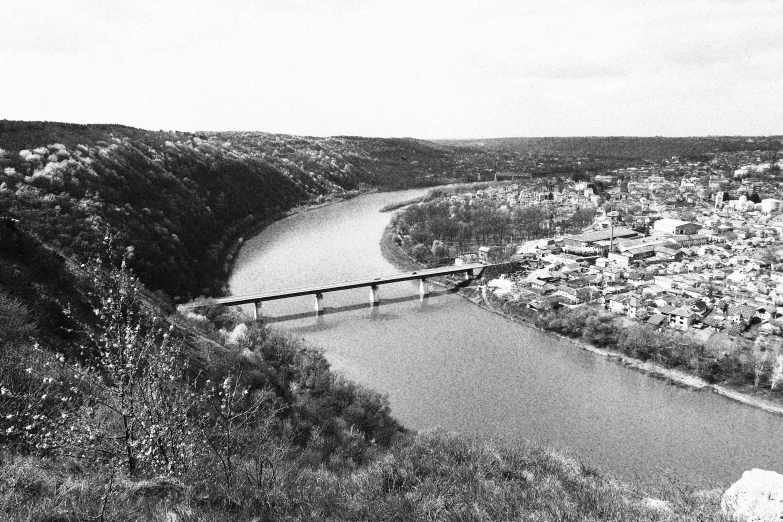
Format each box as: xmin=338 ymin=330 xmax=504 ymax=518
xmin=564 ymin=227 xmax=638 ymax=244
xmin=654 ymin=218 xmax=692 ymax=227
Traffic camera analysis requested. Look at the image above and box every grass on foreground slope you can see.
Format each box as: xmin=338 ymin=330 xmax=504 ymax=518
xmin=1 ymin=430 xmax=726 ymax=522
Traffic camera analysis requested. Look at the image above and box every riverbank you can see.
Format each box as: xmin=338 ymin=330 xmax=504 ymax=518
xmin=378 ymin=223 xmax=783 ymax=418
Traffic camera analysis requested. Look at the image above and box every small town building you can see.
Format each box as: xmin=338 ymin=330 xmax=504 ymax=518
xmin=555 ymin=284 xmax=592 ymax=304
xmin=608 ymin=295 xmax=629 ymax=314
xmin=627 ymin=296 xmax=643 ymax=318
xmin=669 ymin=307 xmax=695 ymax=330
xmin=478 ymin=246 xmax=504 ymax=263
xmin=455 ymin=253 xmax=480 ymax=266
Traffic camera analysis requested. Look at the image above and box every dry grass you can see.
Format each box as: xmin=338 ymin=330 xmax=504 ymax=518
xmin=1 ymin=431 xmax=732 ymax=522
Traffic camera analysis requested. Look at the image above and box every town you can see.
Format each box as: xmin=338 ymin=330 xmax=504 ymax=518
xmin=394 ymin=148 xmax=783 ymax=342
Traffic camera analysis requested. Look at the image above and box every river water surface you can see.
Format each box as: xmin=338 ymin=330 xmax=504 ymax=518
xmin=229 ymin=189 xmax=783 ymax=487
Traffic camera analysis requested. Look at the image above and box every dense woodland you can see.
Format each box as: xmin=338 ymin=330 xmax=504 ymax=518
xmin=390 ymin=186 xmax=595 ymax=264
xmin=3 ymin=120 xmax=777 ymax=520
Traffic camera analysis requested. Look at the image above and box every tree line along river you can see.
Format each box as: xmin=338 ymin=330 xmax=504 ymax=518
xmin=228 ymin=188 xmax=783 ymax=488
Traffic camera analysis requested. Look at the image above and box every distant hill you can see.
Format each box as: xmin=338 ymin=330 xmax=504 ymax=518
xmin=436 ymin=136 xmax=783 ymax=160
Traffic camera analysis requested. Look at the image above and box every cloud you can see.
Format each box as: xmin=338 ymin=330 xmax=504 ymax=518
xmin=0 ymin=0 xmax=780 ymax=137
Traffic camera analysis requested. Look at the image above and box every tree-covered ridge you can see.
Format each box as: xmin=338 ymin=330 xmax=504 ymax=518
xmin=205 ymin=132 xmax=460 ymax=189
xmin=0 ymin=122 xmax=313 ymax=300
xmin=0 ymin=122 xmax=465 ymax=301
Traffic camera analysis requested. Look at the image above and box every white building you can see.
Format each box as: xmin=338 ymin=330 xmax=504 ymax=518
xmin=652 ymin=218 xmax=701 ymax=236
xmin=761 ymin=199 xmax=782 ymax=214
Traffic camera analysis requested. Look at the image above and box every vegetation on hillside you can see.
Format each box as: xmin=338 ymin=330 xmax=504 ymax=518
xmin=0 ymin=122 xmax=462 ymax=302
xmin=1 ymin=236 xmax=404 ymax=520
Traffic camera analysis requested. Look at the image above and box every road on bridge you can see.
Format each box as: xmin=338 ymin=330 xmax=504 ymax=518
xmin=203 ymin=263 xmax=489 ymax=307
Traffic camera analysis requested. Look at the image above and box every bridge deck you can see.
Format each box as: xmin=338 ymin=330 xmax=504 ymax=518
xmin=199 ymin=263 xmax=489 ymax=307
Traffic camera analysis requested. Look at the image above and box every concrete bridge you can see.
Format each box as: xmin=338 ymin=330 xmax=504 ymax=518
xmin=190 ymin=263 xmax=490 ymax=319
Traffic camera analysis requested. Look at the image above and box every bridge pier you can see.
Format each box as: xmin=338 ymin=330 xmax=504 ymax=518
xmin=464 ymin=269 xmax=474 ymax=280
xmin=253 ymin=301 xmax=263 ymax=320
xmin=419 ymin=278 xmax=429 ymax=299
xmin=369 ymin=285 xmax=380 ymax=306
xmin=314 ymin=293 xmax=324 ymax=315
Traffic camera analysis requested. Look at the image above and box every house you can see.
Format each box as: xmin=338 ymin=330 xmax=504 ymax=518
xmin=643 ymin=284 xmax=666 ymax=297
xmin=627 ymin=296 xmax=643 ymax=318
xmin=556 ymin=284 xmax=592 ymax=304
xmin=668 ymin=234 xmax=710 ymax=248
xmin=655 ymin=247 xmax=684 ymax=261
xmin=608 ymin=295 xmax=629 ymax=314
xmin=669 ymin=307 xmax=695 ymax=330
xmin=648 ymin=313 xmax=667 ymax=327
xmin=691 ymin=300 xmax=709 ymax=316
xmin=602 ymin=266 xmax=625 ymax=282
xmin=727 ymin=322 xmax=748 ymax=337
xmin=478 ymin=246 xmax=504 ymax=263
xmin=756 ymin=305 xmax=776 ymax=322
xmin=726 ymin=303 xmax=758 ymax=323
xmin=609 ymin=244 xmax=657 ymax=266
xmin=653 ymin=275 xmax=677 ymax=290
xmin=455 ymin=253 xmax=480 ymax=266
xmin=529 ymin=278 xmax=550 ymax=290
xmin=701 ymin=310 xmax=725 ymax=330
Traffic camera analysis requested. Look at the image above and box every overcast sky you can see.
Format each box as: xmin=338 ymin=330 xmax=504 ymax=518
xmin=1 ymin=0 xmax=781 ymax=138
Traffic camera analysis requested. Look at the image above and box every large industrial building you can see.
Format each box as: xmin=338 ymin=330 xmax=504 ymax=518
xmin=652 ymin=218 xmax=701 ymax=236
xmin=561 ymin=227 xmax=638 ymax=256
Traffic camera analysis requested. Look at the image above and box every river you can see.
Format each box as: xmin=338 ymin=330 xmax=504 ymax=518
xmin=229 ymin=189 xmax=783 ymax=487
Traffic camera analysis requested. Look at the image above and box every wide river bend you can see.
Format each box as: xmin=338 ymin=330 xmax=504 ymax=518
xmin=229 ymin=189 xmax=783 ymax=487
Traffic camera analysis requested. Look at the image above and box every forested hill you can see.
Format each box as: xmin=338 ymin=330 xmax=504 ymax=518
xmin=0 ymin=121 xmax=458 ymax=301
xmin=437 ymin=135 xmax=783 ymax=160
